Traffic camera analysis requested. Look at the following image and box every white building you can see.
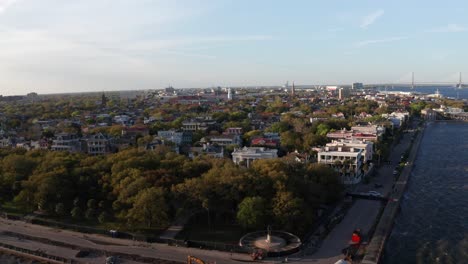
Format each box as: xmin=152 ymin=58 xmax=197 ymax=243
xmin=113 ymin=115 xmax=132 ymax=125
xmin=232 ymin=147 xmax=278 ymax=167
xmin=381 ymin=111 xmax=409 ymax=128
xmin=338 ymin=88 xmax=350 ymax=100
xmin=157 ymin=130 xmax=192 ymax=145
xmin=434 ymin=105 xmax=464 ymax=114
xmin=0 ymin=137 xmax=15 ymax=148
xmin=421 ymin=108 xmax=436 ymax=120
xmin=182 ymin=118 xmax=217 ymax=132
xmin=227 ymin=88 xmax=233 ymax=100
xmin=325 ymin=140 xmax=374 ymax=163
xmin=51 ymin=133 xmax=81 ymax=152
xmin=86 ymin=133 xmax=112 ymax=155
xmin=317 ymin=145 xmax=364 ymax=184
xmin=189 ymin=144 xmax=224 ymax=159
xmin=203 ymin=134 xmax=242 ymax=146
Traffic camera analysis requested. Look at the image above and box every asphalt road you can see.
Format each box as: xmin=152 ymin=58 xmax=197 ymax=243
xmin=0 ymin=217 xmax=253 ymax=264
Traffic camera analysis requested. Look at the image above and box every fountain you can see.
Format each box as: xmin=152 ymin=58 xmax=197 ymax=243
xmin=239 ymin=225 xmax=301 ymax=257
xmin=252 ymin=225 xmax=286 ymax=251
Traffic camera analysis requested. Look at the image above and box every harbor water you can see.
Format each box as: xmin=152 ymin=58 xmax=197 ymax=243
xmin=382 ymin=122 xmax=468 ymax=263
xmin=377 ymin=86 xmax=468 ymax=100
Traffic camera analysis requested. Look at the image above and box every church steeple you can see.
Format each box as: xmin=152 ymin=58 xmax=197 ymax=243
xmin=101 ymin=93 xmax=108 ymax=107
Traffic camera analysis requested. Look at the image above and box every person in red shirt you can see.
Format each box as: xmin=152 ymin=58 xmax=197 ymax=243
xmin=351 ymin=229 xmax=361 ymax=244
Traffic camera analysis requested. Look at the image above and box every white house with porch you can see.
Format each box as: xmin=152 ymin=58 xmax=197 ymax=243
xmin=232 ymin=147 xmax=278 ymax=167
xmin=317 ymin=145 xmax=364 ymax=184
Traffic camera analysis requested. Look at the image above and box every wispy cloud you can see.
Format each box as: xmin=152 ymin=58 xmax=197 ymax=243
xmin=360 ymin=9 xmax=384 ymax=29
xmin=355 ymin=36 xmax=408 ymax=47
xmin=428 ymin=23 xmax=466 ymax=33
xmin=0 ymin=0 xmax=18 ymax=14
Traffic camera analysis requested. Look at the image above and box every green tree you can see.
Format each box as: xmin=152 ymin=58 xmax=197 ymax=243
xmin=98 ymin=212 xmax=110 ymax=224
xmin=71 ymin=206 xmax=83 ymax=220
xmin=272 ymin=191 xmax=306 ymax=231
xmin=316 ymin=123 xmax=331 ymax=136
xmin=126 ymin=187 xmax=169 ymax=228
xmin=267 ymin=122 xmax=290 ymax=133
xmin=280 ymin=131 xmax=302 ymax=151
xmin=55 ymin=203 xmax=66 ymax=216
xmin=410 ymin=101 xmax=427 ymax=116
xmin=243 ymin=130 xmax=263 ymax=145
xmin=236 ymin=196 xmax=268 ymax=229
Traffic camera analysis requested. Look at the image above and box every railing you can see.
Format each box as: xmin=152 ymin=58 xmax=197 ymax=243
xmin=0 ymin=241 xmax=76 ymax=263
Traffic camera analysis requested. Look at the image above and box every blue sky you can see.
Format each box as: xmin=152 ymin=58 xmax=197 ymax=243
xmin=0 ymin=0 xmax=467 ymax=95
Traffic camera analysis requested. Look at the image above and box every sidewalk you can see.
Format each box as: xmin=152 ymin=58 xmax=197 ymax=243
xmin=159 ymin=211 xmax=196 ymax=240
xmin=159 ymin=210 xmax=200 ymax=239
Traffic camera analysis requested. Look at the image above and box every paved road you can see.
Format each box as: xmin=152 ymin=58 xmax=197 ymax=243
xmin=295 ymin=128 xmax=416 ymax=264
xmin=0 ymin=217 xmax=253 ymax=264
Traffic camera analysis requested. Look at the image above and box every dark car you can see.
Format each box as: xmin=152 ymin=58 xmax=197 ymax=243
xmin=106 ymin=256 xmax=118 ymax=264
xmin=374 ymin=183 xmax=383 ymax=188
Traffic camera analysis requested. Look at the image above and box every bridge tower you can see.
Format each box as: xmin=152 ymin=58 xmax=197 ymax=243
xmin=458 ymin=72 xmax=462 ymax=89
xmin=411 ymin=72 xmax=414 ymax=89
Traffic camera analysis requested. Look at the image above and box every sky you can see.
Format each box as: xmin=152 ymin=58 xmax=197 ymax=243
xmin=0 ymin=0 xmax=467 ymax=95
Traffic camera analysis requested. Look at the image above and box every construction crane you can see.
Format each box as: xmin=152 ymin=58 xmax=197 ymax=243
xmin=187 ymin=255 xmax=216 ymax=264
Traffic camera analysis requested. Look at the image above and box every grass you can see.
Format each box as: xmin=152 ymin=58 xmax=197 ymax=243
xmin=176 ymin=211 xmax=245 ymax=244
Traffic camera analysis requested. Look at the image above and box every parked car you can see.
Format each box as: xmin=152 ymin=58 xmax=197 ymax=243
xmin=393 ymin=170 xmax=398 ymax=175
xmin=106 ymin=256 xmax=118 ymax=264
xmin=374 ymin=183 xmax=383 ymax=188
xmin=367 ymin=191 xmax=382 ymax=197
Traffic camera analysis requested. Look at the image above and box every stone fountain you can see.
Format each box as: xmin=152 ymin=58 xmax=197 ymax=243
xmin=239 ymin=225 xmax=301 ymax=256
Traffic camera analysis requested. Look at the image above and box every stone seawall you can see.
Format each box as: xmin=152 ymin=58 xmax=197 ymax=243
xmin=361 ymin=123 xmax=426 ymax=264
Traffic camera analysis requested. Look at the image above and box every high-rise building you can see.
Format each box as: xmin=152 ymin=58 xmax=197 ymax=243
xmin=291 ymin=82 xmax=295 ymax=97
xmin=352 ymin=82 xmax=364 ymax=89
xmin=227 ymin=88 xmax=233 ymax=100
xmin=339 ymin=88 xmax=350 ymax=100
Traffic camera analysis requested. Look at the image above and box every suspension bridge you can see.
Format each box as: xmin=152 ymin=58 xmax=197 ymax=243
xmin=367 ymin=72 xmax=466 ymax=89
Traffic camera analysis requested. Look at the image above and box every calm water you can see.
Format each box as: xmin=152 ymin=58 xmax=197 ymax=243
xmin=383 ymin=122 xmax=468 ymax=264
xmin=378 ymin=86 xmax=468 ymax=100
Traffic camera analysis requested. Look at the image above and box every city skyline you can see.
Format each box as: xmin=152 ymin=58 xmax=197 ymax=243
xmin=0 ymin=0 xmax=467 ymax=95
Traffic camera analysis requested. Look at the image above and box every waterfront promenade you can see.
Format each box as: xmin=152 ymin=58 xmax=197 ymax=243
xmin=362 ymin=124 xmax=424 ymax=264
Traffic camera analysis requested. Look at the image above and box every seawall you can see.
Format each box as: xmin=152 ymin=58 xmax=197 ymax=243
xmin=361 ymin=123 xmax=426 ymax=264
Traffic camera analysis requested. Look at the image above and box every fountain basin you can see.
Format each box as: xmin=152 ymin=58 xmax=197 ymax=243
xmin=239 ymin=230 xmax=301 ymax=256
